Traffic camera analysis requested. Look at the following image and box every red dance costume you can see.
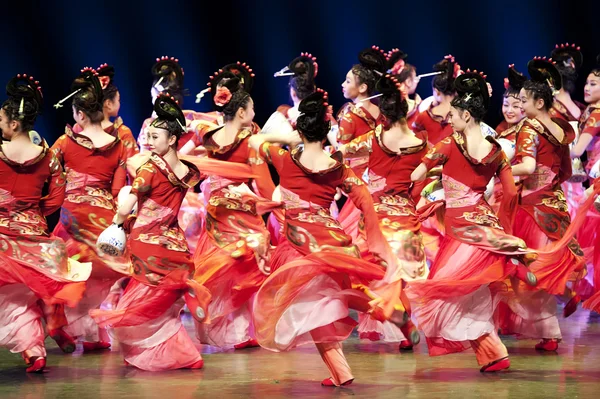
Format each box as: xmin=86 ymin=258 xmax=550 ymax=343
xmin=104 ymin=117 xmax=139 ymax=159
xmin=51 ymin=127 xmax=130 ymax=344
xmin=0 ymin=146 xmax=90 ymax=369
xmin=342 ymin=125 xmax=429 ymax=343
xmin=192 ymin=126 xmax=276 ymax=348
xmin=406 ymin=132 xmax=533 ymax=367
xmin=253 ymin=143 xmax=403 ymax=386
xmin=90 ymin=153 xmax=204 ymax=370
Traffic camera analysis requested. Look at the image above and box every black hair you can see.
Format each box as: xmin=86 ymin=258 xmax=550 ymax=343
xmin=72 ymin=70 xmax=104 ymax=124
xmin=377 ymin=75 xmax=408 ymax=124
xmin=451 ymin=72 xmax=489 ymax=122
xmin=351 ymin=47 xmax=387 ymax=96
xmin=150 ymin=93 xmax=186 ymax=147
xmin=397 ymin=64 xmax=416 ymax=84
xmin=152 ymin=57 xmax=185 ymax=105
xmin=555 ymin=63 xmax=578 ymax=94
xmin=525 ymin=58 xmax=561 ymax=112
xmin=222 ymin=90 xmax=252 ymax=122
xmin=504 ymin=65 xmax=526 ymax=99
xmin=288 ymin=55 xmax=316 ymax=100
xmin=522 ymin=80 xmax=553 ymax=112
xmin=1 ymin=74 xmax=43 ymax=133
xmin=296 ymin=90 xmax=330 ymax=143
xmin=432 ymin=58 xmax=457 ymax=96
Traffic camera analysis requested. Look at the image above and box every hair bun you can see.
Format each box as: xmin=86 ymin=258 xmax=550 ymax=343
xmin=358 ymin=46 xmax=387 ymax=74
xmin=152 ymin=56 xmax=184 ymax=82
xmin=385 ymin=48 xmax=408 ymax=73
xmin=223 ymin=61 xmax=255 ymax=93
xmin=298 ymin=88 xmax=327 ymax=115
xmin=551 ymin=43 xmax=583 ymax=70
xmin=527 ymin=57 xmax=562 ymax=91
xmin=6 ymin=73 xmax=43 ymax=113
xmin=153 ymin=92 xmax=186 ymax=129
xmin=454 ymin=70 xmax=489 ymax=108
xmin=506 ymin=64 xmax=526 ymax=91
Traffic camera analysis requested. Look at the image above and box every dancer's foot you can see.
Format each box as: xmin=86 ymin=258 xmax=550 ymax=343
xmin=563 ymin=295 xmax=581 ymax=318
xmin=25 ymin=357 xmax=46 ymax=373
xmin=233 ymin=339 xmax=260 ymax=350
xmin=358 ymin=332 xmax=381 ymax=341
xmin=186 ymin=359 xmax=204 ymax=369
xmin=184 ymin=280 xmax=212 ymax=323
xmin=82 ymin=341 xmax=111 ymax=353
xmin=399 ymin=340 xmax=413 ymax=351
xmin=321 ymin=377 xmax=354 ymax=387
xmin=480 ymin=357 xmax=510 ymax=372
xmin=49 ymin=329 xmax=76 ymax=354
xmin=535 ymin=339 xmax=559 ymax=351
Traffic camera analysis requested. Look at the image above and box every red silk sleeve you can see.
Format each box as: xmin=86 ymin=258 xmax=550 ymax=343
xmin=111 ymin=144 xmax=128 ymax=199
xmin=421 ymin=136 xmax=452 ymax=170
xmin=496 ymin=154 xmax=518 ymax=235
xmin=40 ymin=151 xmax=66 ymax=216
xmin=344 ymin=130 xmax=374 ymax=159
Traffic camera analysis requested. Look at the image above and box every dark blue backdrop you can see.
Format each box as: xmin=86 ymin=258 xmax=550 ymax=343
xmin=2 ymin=0 xmax=597 ymax=143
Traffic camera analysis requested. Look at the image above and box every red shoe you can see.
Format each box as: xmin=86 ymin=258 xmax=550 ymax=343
xmin=233 ymin=339 xmax=260 ymax=350
xmin=49 ymin=329 xmax=76 ymax=354
xmin=563 ymin=295 xmax=581 ymax=318
xmin=399 ymin=340 xmax=413 ymax=351
xmin=480 ymin=357 xmax=510 ymax=372
xmin=535 ymin=339 xmax=559 ymax=351
xmin=26 ymin=357 xmax=46 ymax=373
xmin=82 ymin=341 xmax=111 ymax=353
xmin=358 ymin=331 xmax=381 ymax=341
xmin=186 ymin=359 xmax=204 ymax=369
xmin=321 ymin=377 xmax=354 ymax=387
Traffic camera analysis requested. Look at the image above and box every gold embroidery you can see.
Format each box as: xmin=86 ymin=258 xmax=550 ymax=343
xmin=458 ymin=205 xmax=503 ymax=230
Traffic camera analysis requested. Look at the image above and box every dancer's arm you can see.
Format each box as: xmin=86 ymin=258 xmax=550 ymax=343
xmin=248 ymin=131 xmax=301 ymax=152
xmin=339 ymin=131 xmax=374 ymax=158
xmin=511 ymin=124 xmax=538 ymax=176
xmin=40 ymin=152 xmax=66 ymax=216
xmin=411 ymin=138 xmax=451 ymax=182
xmin=496 ymin=155 xmax=519 ymax=235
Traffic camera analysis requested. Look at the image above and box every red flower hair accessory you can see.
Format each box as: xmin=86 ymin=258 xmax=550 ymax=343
xmin=214 ymin=86 xmax=232 ymax=107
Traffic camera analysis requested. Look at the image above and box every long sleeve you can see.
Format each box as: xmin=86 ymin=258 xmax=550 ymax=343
xmin=421 ymin=136 xmax=452 ymax=170
xmin=515 ymin=124 xmax=538 ymax=163
xmin=248 ymin=144 xmax=276 ymax=201
xmin=40 ymin=152 xmax=66 ymax=216
xmin=118 ymin=125 xmax=140 ymax=158
xmin=50 ymin=134 xmax=68 ymax=166
xmin=496 ymin=155 xmax=518 ymax=235
xmin=337 ymin=106 xmax=357 ymax=144
xmin=111 ymin=144 xmax=128 ymax=199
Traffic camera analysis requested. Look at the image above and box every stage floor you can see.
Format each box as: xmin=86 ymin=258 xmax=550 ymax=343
xmin=1 ymin=309 xmax=600 ymax=399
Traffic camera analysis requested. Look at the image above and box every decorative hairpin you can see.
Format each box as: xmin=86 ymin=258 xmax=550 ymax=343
xmin=14 ymin=74 xmax=42 ymax=117
xmin=54 ymin=67 xmax=97 ymax=109
xmin=274 ymin=52 xmax=317 ymax=77
xmin=97 ymin=63 xmax=112 ymax=89
xmin=553 ymin=43 xmax=582 ymax=69
xmin=387 ymin=48 xmax=405 ymax=74
xmin=157 ymin=92 xmax=186 ymax=132
xmin=315 ymin=88 xmax=332 ymax=122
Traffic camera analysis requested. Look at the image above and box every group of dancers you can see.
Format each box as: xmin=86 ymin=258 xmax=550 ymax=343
xmin=1 ymin=42 xmax=600 ymax=387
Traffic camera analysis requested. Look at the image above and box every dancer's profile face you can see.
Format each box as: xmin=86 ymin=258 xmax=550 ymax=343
xmin=105 ymin=91 xmax=121 ymax=118
xmin=502 ymin=95 xmax=524 ymax=125
xmin=342 ymin=70 xmax=361 ymax=100
xmin=0 ymin=108 xmax=13 ymax=138
xmin=584 ymin=73 xmax=600 ymax=104
xmin=449 ymin=106 xmax=467 ymax=132
xmin=519 ymin=88 xmax=541 ymax=118
xmin=239 ymin=98 xmax=255 ymax=125
xmin=146 ymin=126 xmax=174 ymax=155
xmin=405 ymin=69 xmax=420 ymax=95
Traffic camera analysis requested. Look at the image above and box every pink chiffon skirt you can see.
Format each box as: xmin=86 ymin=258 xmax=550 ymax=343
xmin=90 ymin=279 xmax=202 ymax=371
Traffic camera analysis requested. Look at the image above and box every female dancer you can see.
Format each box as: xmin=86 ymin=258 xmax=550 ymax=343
xmin=575 ymin=56 xmax=600 ymax=302
xmin=386 ymin=48 xmax=421 ymax=127
xmin=96 ymin=63 xmax=139 ymax=159
xmin=412 ymin=55 xmax=459 ymax=146
xmin=90 ymin=93 xmax=209 ymax=371
xmin=51 ymin=68 xmax=130 ymax=352
xmin=341 ymin=74 xmax=428 ymax=350
xmin=191 ymin=70 xmax=277 ymax=349
xmin=250 ymin=89 xmax=405 ymax=386
xmin=262 ymin=52 xmax=318 ymax=135
xmin=508 ymin=58 xmax=585 ymax=351
xmin=488 ymin=65 xmax=527 ymax=213
xmin=0 ymin=74 xmax=90 ymax=372
xmin=407 ymin=71 xmax=536 ymax=372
